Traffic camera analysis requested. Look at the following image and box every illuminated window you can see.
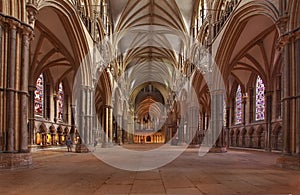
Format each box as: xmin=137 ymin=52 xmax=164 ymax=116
xmin=255 ymin=76 xmax=265 ymax=121
xmin=34 ymin=74 xmax=44 ymax=116
xmin=235 ymin=85 xmax=242 ymax=124
xmin=57 ymin=82 xmax=64 ymax=120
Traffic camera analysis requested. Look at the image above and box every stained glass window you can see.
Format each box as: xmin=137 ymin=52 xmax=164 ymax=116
xmin=34 ymin=74 xmax=44 ymax=116
xmin=255 ymin=76 xmax=265 ymax=120
xmin=57 ymin=82 xmax=64 ymax=120
xmin=235 ymin=85 xmax=242 ymax=124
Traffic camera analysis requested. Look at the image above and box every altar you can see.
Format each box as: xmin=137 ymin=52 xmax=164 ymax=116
xmin=133 ymin=129 xmax=165 ymax=144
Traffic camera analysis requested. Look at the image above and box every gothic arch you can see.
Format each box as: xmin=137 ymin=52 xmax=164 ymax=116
xmin=57 ymin=125 xmax=63 ymax=134
xmin=230 ymin=81 xmax=245 ymax=98
xmin=33 ymin=0 xmax=92 ymax=87
xmin=64 ymin=127 xmax=69 ymax=134
xmin=39 ymin=123 xmax=47 ymax=133
xmin=272 ymin=123 xmax=283 ymax=150
xmin=216 ymin=0 xmax=280 ymax=81
xmin=241 ymin=128 xmax=247 ymax=147
xmin=49 ymin=125 xmax=56 ymax=133
xmin=247 ymin=127 xmax=254 ymax=148
xmin=192 ymin=70 xmax=210 ymax=111
xmin=256 ymin=125 xmax=264 ymax=148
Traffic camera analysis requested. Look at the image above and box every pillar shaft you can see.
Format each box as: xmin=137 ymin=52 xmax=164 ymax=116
xmin=295 ymin=38 xmax=300 ymax=154
xmin=178 ymin=117 xmax=185 ymax=144
xmin=265 ymin=91 xmax=273 ymax=152
xmin=210 ymin=92 xmax=224 ymax=147
xmin=282 ymin=42 xmax=291 ymax=154
xmin=105 ymin=106 xmax=109 ymax=143
xmin=85 ymin=88 xmax=90 ymax=144
xmin=109 ymin=106 xmax=113 ymax=143
xmin=117 ymin=115 xmax=122 ymax=144
xmin=0 ymin=25 xmax=3 ymax=151
xmin=6 ymin=23 xmax=17 ymax=152
xmin=28 ymin=87 xmax=35 ymax=146
xmin=20 ymin=28 xmax=30 ymax=152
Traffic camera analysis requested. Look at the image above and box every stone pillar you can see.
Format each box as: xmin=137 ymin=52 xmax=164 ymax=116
xmin=109 ymin=106 xmax=113 ymax=144
xmin=75 ymin=88 xmax=89 ymax=153
xmin=225 ymin=106 xmax=230 ymax=147
xmin=6 ymin=21 xmax=18 ymax=152
xmin=20 ymin=27 xmax=31 ymax=152
xmin=105 ymin=106 xmax=109 ymax=143
xmin=28 ymin=86 xmax=35 ymax=147
xmin=295 ymin=38 xmax=300 ymax=155
xmin=90 ymin=87 xmax=96 ymax=143
xmin=0 ymin=16 xmax=33 ymax=168
xmin=128 ymin=114 xmax=134 ymax=144
xmin=0 ymin=25 xmax=2 ymax=151
xmin=282 ymin=41 xmax=291 ymax=155
xmin=102 ymin=105 xmax=113 ymax=147
xmin=122 ymin=115 xmax=128 ymax=143
xmin=117 ymin=115 xmax=122 ymax=145
xmin=265 ymin=91 xmax=273 ymax=152
xmin=177 ymin=116 xmax=185 ymax=145
xmin=209 ymin=91 xmax=226 ymax=153
xmin=276 ymin=16 xmax=300 ymax=169
xmin=187 ymin=106 xmax=198 ymax=145
xmin=85 ymin=87 xmax=90 ymax=144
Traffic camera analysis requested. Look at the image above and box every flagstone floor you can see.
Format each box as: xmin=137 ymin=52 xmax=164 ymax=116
xmin=0 ymin=145 xmax=299 ymax=195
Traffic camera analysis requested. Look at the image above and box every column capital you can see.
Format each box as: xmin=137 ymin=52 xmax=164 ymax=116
xmin=276 ymin=16 xmax=292 ymax=50
xmin=104 ymin=104 xmax=113 ymax=109
xmin=276 ymin=16 xmax=289 ymax=35
xmin=21 ymin=25 xmax=34 ymax=38
xmin=7 ymin=19 xmax=19 ymax=30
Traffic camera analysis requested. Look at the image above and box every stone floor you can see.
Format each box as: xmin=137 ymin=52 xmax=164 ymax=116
xmin=0 ymin=145 xmax=299 ymax=195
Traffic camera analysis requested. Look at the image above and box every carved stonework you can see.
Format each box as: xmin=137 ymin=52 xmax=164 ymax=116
xmin=276 ymin=16 xmax=290 ymax=50
xmin=26 ymin=3 xmax=38 ymax=25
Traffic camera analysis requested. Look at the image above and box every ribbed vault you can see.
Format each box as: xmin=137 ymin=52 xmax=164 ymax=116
xmin=107 ymin=0 xmax=198 ymax=111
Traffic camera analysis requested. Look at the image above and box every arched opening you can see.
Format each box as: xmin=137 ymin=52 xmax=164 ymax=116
xmin=28 ymin=1 xmax=91 ymax=149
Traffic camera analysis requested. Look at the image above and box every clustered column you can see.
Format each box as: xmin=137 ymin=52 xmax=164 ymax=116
xmin=20 ymin=27 xmax=31 ymax=152
xmin=0 ymin=16 xmax=33 ymax=153
xmin=102 ymin=105 xmax=113 ymax=146
xmin=265 ymin=90 xmax=273 ymax=152
xmin=277 ymin=15 xmax=300 ymax=160
xmin=6 ymin=21 xmax=18 ymax=152
xmin=295 ymin=37 xmax=300 ymax=155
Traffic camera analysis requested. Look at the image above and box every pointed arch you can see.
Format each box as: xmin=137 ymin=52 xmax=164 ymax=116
xmin=215 ymin=0 xmax=280 ymax=80
xmin=39 ymin=123 xmax=48 ymax=133
xmin=34 ymin=0 xmax=92 ymax=87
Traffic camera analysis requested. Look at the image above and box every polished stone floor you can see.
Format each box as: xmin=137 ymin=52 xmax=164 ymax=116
xmin=0 ymin=145 xmax=299 ymax=195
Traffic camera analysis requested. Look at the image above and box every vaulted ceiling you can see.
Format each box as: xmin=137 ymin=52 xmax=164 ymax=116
xmin=109 ymin=0 xmax=196 ymax=96
xmin=106 ymin=0 xmax=196 ymax=115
